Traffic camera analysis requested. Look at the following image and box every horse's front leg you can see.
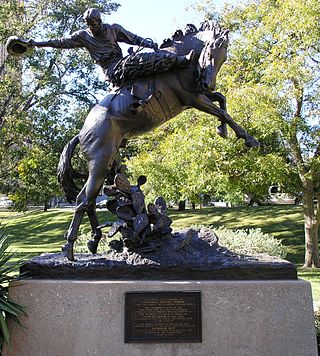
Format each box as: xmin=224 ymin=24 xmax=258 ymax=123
xmin=193 ymin=94 xmax=260 ymax=147
xmin=205 ymin=92 xmax=228 ymax=138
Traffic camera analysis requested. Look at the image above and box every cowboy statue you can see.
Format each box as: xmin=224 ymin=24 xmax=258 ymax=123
xmin=6 ymin=9 xmax=262 ymax=261
xmin=6 ymin=8 xmax=195 ymax=88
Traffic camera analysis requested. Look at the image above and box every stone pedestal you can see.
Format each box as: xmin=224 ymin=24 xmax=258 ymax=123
xmin=3 ymin=279 xmax=317 ymax=356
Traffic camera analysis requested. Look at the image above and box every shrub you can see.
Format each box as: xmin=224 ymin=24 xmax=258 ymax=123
xmin=315 ymin=311 xmax=320 ymax=338
xmin=315 ymin=311 xmax=320 ymax=353
xmin=189 ymin=225 xmax=287 ymax=258
xmin=0 ymin=226 xmax=26 ymax=351
xmin=213 ymin=227 xmax=287 ymax=258
xmin=75 ymin=226 xmax=287 ymax=259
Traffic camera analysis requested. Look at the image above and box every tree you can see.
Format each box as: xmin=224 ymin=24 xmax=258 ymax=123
xmin=10 ymin=147 xmax=60 ymax=211
xmin=127 ymin=0 xmax=320 ymax=267
xmin=215 ymin=0 xmax=320 ymax=267
xmin=0 ymin=0 xmax=120 ymax=209
xmin=126 ymin=108 xmax=286 ymax=207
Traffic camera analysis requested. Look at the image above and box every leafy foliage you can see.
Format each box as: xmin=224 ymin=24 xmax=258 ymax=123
xmin=0 ymin=226 xmax=26 ymax=350
xmin=214 ymin=226 xmax=287 ymax=258
xmin=127 ymin=0 xmax=320 ymax=266
xmin=0 ymin=0 xmax=120 ymax=209
xmin=11 ymin=147 xmax=61 ymax=211
xmin=126 ymin=108 xmax=287 ymax=205
xmin=74 ymin=230 xmax=111 ymax=254
xmin=219 ymin=0 xmax=320 ymax=267
xmin=315 ymin=310 xmax=320 ymax=341
xmin=73 ymin=223 xmax=287 ymax=258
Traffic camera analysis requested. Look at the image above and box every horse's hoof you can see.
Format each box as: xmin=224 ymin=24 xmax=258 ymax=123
xmin=87 ymin=239 xmax=98 ymax=254
xmin=62 ymin=241 xmax=75 ymax=261
xmin=217 ymin=124 xmax=228 ymax=138
xmin=245 ymin=138 xmax=261 ymax=148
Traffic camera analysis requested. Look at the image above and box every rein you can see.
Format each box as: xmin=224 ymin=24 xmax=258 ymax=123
xmin=112 ymin=38 xmax=156 ymax=87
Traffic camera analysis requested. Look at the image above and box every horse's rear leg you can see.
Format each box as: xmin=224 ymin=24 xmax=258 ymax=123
xmin=62 ymin=192 xmax=86 ymax=261
xmin=86 ymin=203 xmax=103 ymax=254
xmin=62 ymin=171 xmax=107 ymax=260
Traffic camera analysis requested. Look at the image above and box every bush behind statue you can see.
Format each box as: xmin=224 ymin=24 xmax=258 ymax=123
xmin=0 ymin=225 xmax=26 ymax=350
xmin=212 ymin=226 xmax=287 ymax=258
xmin=75 ymin=226 xmax=287 ymax=259
xmin=75 ymin=229 xmax=110 ymax=254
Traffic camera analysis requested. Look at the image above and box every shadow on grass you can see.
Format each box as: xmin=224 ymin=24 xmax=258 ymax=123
xmin=0 ymin=205 xmax=310 ymax=265
xmin=1 ymin=209 xmax=115 ymax=253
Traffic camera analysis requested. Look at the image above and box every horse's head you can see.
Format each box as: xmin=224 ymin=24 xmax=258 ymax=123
xmin=160 ymin=21 xmax=229 ymax=92
xmin=198 ymin=23 xmax=229 ymax=92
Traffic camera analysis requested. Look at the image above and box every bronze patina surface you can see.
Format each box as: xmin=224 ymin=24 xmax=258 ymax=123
xmin=55 ymin=20 xmax=259 ymax=261
xmin=20 ymin=228 xmax=297 ymax=280
xmin=8 ymin=9 xmax=263 ymax=264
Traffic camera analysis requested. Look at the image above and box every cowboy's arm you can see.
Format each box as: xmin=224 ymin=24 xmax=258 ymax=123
xmin=114 ymin=24 xmax=158 ymax=50
xmin=30 ymin=31 xmax=84 ymax=49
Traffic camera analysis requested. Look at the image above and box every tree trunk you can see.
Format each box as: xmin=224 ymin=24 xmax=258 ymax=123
xmin=302 ymin=190 xmax=320 ymax=268
xmin=178 ymin=200 xmax=186 ymax=211
xmin=288 ymin=115 xmax=320 ymax=268
xmin=44 ymin=200 xmax=49 ymax=212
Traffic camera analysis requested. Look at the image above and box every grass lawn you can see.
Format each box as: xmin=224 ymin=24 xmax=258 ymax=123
xmin=0 ymin=205 xmax=319 ymax=302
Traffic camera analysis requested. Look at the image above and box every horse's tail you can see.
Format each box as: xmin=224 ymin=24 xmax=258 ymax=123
xmin=57 ymin=135 xmax=86 ymax=203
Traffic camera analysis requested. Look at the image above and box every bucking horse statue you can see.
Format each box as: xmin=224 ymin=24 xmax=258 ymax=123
xmin=9 ymin=21 xmax=260 ymax=260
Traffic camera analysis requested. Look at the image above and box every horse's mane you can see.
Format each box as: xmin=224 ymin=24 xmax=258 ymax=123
xmin=160 ymin=20 xmax=228 ymax=50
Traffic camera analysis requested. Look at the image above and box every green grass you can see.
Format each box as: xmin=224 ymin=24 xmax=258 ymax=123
xmin=0 ymin=205 xmax=309 ymax=261
xmin=0 ymin=205 xmax=319 ymax=302
xmin=0 ymin=208 xmax=116 ymax=254
xmin=298 ymin=269 xmax=320 ymax=302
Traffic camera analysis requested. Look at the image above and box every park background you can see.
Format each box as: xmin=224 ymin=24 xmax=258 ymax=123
xmin=0 ymin=0 xmax=320 ymax=348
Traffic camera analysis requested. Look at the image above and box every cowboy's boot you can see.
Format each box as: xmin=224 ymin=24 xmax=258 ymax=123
xmin=176 ymin=49 xmax=196 ymax=67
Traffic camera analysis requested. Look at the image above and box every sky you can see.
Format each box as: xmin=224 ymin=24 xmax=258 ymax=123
xmin=102 ymin=0 xmax=223 ymax=45
xmin=96 ymin=0 xmax=225 ymax=80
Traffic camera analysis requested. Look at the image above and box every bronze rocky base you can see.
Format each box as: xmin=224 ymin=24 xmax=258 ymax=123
xmin=21 ymin=227 xmax=297 ymax=280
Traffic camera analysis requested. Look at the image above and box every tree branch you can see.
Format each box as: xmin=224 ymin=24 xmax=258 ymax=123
xmin=60 ymin=90 xmax=99 ymax=104
xmin=21 ymin=56 xmax=56 ymax=112
xmin=288 ymin=81 xmax=308 ymax=176
xmin=0 ymin=93 xmax=15 ymax=129
xmin=308 ymin=48 xmax=320 ymax=64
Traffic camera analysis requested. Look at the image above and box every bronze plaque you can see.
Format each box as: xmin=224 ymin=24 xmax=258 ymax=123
xmin=125 ymin=291 xmax=202 ymax=343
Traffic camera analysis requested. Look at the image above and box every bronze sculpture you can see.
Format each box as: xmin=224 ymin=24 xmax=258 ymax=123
xmin=56 ymin=21 xmax=259 ymax=260
xmin=94 ymin=172 xmax=173 ymax=253
xmin=6 ymin=11 xmax=260 ymax=261
xmin=7 ymin=8 xmax=194 ymax=85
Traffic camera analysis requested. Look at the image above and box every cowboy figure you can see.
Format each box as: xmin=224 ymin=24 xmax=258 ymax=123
xmin=24 ymin=8 xmax=194 ymax=86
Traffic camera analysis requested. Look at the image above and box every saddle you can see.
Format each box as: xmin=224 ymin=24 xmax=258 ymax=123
xmin=110 ymin=50 xmax=198 ymax=117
